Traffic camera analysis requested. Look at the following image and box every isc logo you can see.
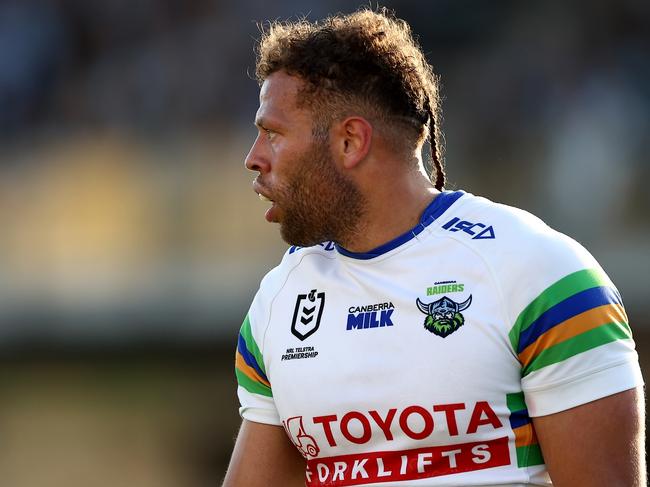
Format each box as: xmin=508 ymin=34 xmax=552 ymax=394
xmin=442 ymin=217 xmax=495 ymax=240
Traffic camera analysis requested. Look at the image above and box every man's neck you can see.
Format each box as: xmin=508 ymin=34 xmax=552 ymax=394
xmin=338 ymin=175 xmax=440 ymax=253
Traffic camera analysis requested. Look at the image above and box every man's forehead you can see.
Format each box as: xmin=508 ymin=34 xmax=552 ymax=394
xmin=256 ymin=72 xmax=308 ymax=124
xmin=259 ymin=71 xmax=303 ymax=102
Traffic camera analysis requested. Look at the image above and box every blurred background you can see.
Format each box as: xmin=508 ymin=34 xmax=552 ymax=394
xmin=0 ymin=0 xmax=648 ymax=485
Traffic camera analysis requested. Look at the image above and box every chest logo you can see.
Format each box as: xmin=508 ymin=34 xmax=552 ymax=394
xmin=291 ymin=289 xmax=325 ymax=341
xmin=442 ymin=217 xmax=495 ymax=240
xmin=416 ymin=295 xmax=472 ymax=338
xmin=346 ymin=302 xmax=395 ymax=330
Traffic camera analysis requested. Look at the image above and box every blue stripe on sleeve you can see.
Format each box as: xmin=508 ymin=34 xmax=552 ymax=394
xmin=237 ymin=333 xmax=269 ymax=383
xmin=509 ymin=408 xmax=532 ymax=429
xmin=517 ymin=286 xmax=622 ymax=353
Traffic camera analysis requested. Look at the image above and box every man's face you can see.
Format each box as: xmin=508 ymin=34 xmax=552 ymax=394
xmin=245 ymin=71 xmax=365 ymax=247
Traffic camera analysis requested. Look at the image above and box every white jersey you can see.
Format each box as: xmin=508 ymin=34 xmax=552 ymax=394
xmin=235 ymin=191 xmax=642 ymax=487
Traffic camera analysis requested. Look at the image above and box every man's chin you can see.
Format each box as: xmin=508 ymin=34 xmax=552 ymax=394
xmin=279 ymin=224 xmax=327 ymax=248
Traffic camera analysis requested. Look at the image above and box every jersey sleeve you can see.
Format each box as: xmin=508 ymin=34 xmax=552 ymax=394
xmin=506 ymin=234 xmax=643 ymax=417
xmin=235 ymin=310 xmax=281 ymax=425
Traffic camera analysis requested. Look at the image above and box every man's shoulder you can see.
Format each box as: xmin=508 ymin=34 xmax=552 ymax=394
xmin=439 ymin=192 xmax=546 ymax=237
xmin=437 ymin=191 xmax=573 ymax=254
xmin=257 ymin=241 xmax=338 ymax=293
xmin=444 ymin=191 xmax=604 ymax=303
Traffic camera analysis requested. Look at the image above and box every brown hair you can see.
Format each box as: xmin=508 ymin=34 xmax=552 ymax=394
xmin=255 ymin=7 xmax=446 ymax=190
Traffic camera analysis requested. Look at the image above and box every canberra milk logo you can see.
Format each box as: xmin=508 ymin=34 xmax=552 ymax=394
xmin=291 ymin=289 xmax=325 ymax=341
xmin=416 ymin=294 xmax=472 ymax=338
xmin=346 ymin=302 xmax=395 ymax=330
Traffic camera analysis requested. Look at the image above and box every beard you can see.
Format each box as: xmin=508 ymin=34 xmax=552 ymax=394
xmin=273 ymin=139 xmax=366 ymax=247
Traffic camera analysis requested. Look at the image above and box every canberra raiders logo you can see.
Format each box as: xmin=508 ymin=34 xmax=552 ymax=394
xmin=416 ymin=295 xmax=472 ymax=338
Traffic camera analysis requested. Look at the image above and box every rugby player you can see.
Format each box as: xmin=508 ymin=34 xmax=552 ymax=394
xmin=224 ymin=8 xmax=645 ymax=487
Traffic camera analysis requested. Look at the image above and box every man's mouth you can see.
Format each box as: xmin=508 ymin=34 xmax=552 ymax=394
xmin=253 ymin=180 xmax=274 ymax=202
xmin=253 ymin=183 xmax=279 ymax=222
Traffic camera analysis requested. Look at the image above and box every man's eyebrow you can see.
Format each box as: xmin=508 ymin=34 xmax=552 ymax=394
xmin=255 ymin=116 xmax=277 ymax=129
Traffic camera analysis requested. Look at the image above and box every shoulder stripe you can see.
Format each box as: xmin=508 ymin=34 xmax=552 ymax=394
xmin=236 ymin=368 xmax=272 ymax=397
xmin=237 ymin=333 xmax=269 ymax=384
xmin=517 ymin=286 xmax=622 ymax=353
xmin=518 ymin=303 xmax=628 ymax=368
xmin=238 ymin=315 xmax=268 ymax=376
xmin=509 ymin=268 xmax=614 ymax=352
xmin=236 ymin=346 xmax=271 ymax=388
xmin=522 ymin=320 xmax=631 ymax=376
xmin=235 ymin=315 xmax=272 ymax=397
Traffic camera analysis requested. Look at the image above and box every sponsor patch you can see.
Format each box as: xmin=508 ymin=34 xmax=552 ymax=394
xmin=305 ymin=437 xmax=509 ymax=486
xmin=298 ymin=400 xmax=508 ymax=486
xmin=442 ymin=217 xmax=495 ymax=240
xmin=346 ymin=302 xmax=395 ymax=330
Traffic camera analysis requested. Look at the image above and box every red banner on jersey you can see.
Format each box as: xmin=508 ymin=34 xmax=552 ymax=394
xmin=305 ymin=436 xmax=509 ymax=486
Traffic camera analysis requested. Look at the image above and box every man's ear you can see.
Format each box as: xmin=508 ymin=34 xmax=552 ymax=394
xmin=331 ymin=116 xmax=373 ymax=169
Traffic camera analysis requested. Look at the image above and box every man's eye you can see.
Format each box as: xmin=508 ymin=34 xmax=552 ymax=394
xmin=264 ymin=128 xmax=276 ymax=140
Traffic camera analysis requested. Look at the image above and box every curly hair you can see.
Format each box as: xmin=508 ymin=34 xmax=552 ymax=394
xmin=255 ymin=8 xmax=446 ymax=190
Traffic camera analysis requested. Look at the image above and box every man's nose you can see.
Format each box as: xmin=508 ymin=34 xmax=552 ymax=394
xmin=244 ymin=135 xmax=270 ymax=173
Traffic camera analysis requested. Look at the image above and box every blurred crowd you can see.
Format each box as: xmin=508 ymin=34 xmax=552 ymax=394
xmin=0 ymin=0 xmax=648 ymax=348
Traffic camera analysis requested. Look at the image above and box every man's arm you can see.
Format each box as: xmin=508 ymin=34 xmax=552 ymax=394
xmin=223 ymin=419 xmax=306 ymax=487
xmin=532 ymin=387 xmax=646 ymax=487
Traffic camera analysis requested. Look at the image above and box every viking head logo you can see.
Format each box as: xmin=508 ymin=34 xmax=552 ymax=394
xmin=416 ymin=295 xmax=472 ymax=337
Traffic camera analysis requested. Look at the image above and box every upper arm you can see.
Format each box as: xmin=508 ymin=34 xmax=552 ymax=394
xmin=532 ymin=387 xmax=646 ymax=487
xmin=223 ymin=419 xmax=306 ymax=487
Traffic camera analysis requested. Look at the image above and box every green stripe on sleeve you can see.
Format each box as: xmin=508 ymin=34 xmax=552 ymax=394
xmin=522 ymin=321 xmax=631 ymax=376
xmin=236 ymin=368 xmax=273 ymax=397
xmin=506 ymin=391 xmax=527 ymax=413
xmin=509 ymin=268 xmax=612 ymax=351
xmin=239 ymin=315 xmax=267 ymax=376
xmin=516 ymin=444 xmax=545 ymax=467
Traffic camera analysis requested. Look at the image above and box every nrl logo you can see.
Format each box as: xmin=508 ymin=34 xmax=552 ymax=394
xmin=416 ymin=294 xmax=472 ymax=338
xmin=291 ymin=289 xmax=325 ymax=341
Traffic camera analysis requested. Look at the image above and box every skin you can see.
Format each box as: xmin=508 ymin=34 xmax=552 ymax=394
xmin=533 ymin=387 xmax=646 ymax=487
xmin=244 ymin=70 xmax=437 ymax=252
xmin=249 ymin=117 xmax=366 ymax=247
xmin=222 ymin=419 xmax=305 ymax=487
xmin=224 ymin=70 xmax=646 ymax=486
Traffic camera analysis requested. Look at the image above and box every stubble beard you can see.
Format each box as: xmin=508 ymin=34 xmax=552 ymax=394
xmin=276 ymin=140 xmax=366 ymax=247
